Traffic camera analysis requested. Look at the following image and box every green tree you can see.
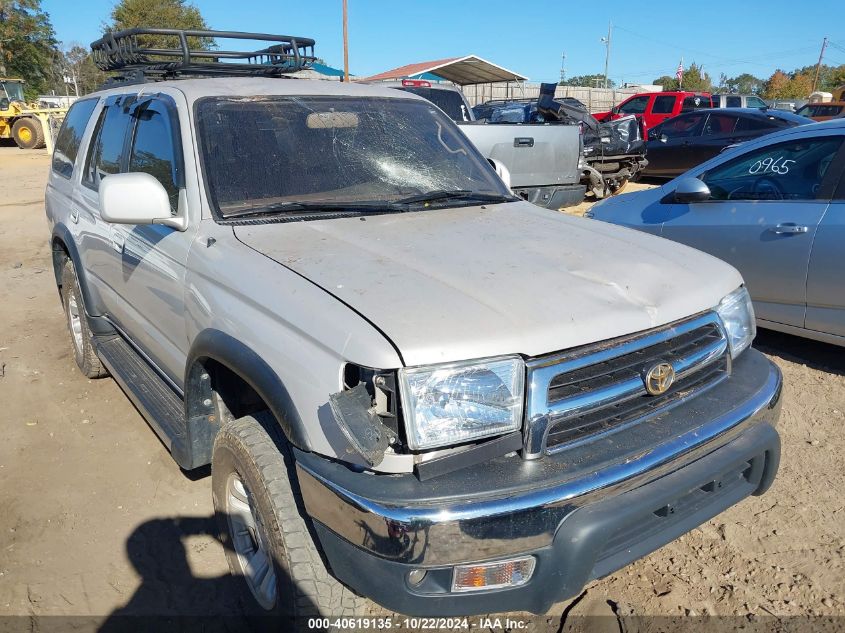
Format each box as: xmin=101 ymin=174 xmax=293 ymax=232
xmin=653 ymin=62 xmax=712 ymax=92
xmin=825 ymin=65 xmax=845 ymax=93
xmin=560 ymin=73 xmax=616 ymax=89
xmin=652 ymin=75 xmax=674 ymax=90
xmin=724 ymin=73 xmax=764 ymax=95
xmin=106 ymin=0 xmax=214 ymax=51
xmin=61 ymin=44 xmax=106 ymax=95
xmin=792 ymin=63 xmax=845 ymax=92
xmin=763 ymin=68 xmax=815 ymax=99
xmin=0 ymin=0 xmax=61 ymax=99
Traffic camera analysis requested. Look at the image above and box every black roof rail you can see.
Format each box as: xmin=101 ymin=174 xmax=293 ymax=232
xmin=91 ymin=28 xmax=316 ymax=86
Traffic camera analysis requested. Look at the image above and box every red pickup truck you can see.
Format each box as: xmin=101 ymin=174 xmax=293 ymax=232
xmin=595 ymin=91 xmax=712 ymax=135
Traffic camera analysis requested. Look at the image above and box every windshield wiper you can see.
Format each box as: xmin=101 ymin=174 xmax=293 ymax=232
xmin=222 ymin=190 xmax=516 ymax=219
xmin=393 ymin=190 xmax=515 ymax=205
xmin=222 ymin=200 xmax=405 ymax=219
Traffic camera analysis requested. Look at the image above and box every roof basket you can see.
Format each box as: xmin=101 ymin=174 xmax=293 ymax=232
xmin=91 ymin=28 xmax=316 ymax=84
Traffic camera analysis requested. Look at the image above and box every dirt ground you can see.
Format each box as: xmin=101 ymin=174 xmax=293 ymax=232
xmin=1 ymin=145 xmax=843 ymax=629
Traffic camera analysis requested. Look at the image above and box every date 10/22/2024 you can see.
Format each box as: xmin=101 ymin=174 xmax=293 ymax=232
xmin=306 ymin=616 xmax=530 ymax=630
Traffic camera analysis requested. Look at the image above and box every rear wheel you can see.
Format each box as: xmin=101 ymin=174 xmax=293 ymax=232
xmin=61 ymin=259 xmax=106 ymax=378
xmin=211 ymin=413 xmax=368 ymax=618
xmin=11 ymin=118 xmax=45 ymax=149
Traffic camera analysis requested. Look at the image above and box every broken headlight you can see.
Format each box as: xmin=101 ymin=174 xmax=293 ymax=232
xmin=398 ymin=356 xmax=524 ymax=450
xmin=716 ymin=286 xmax=756 ymax=359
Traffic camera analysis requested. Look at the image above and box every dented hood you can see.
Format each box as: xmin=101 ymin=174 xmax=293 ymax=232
xmin=234 ymin=202 xmax=742 ymax=367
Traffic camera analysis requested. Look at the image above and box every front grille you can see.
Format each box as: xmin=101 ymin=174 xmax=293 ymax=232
xmin=523 ymin=313 xmax=730 ymax=457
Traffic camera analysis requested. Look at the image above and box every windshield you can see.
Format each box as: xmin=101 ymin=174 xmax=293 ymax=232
xmin=796 ymin=103 xmax=844 ymax=118
xmin=1 ymin=81 xmax=25 ymax=102
xmin=197 ymin=96 xmax=509 ymax=218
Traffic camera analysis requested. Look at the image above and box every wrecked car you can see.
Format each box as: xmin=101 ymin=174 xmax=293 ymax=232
xmin=472 ymin=95 xmax=588 ymax=121
xmin=48 ymin=28 xmax=782 ymax=619
xmin=537 ymin=82 xmax=648 ymax=197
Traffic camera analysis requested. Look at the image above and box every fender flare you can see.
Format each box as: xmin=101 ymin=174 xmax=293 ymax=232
xmin=51 ymin=224 xmax=114 ymax=335
xmin=185 ymin=329 xmax=310 ymax=454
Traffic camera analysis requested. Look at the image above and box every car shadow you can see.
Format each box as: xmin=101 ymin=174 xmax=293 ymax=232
xmin=97 ymin=512 xmax=317 ymax=632
xmin=754 ymin=328 xmax=845 ymax=377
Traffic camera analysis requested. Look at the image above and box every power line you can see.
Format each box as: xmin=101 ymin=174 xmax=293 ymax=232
xmin=612 ymin=25 xmax=819 ymax=72
xmin=618 ymin=46 xmax=826 ymax=81
xmin=827 ymin=40 xmax=845 ymax=55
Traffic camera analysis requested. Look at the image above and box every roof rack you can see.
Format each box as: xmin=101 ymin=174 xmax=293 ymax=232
xmin=91 ymin=28 xmax=317 ymax=85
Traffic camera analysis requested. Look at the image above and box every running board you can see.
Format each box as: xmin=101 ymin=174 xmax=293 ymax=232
xmin=95 ymin=335 xmax=189 ymax=465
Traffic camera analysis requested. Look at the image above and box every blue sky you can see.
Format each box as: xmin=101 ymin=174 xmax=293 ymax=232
xmin=43 ymin=0 xmax=845 ymax=85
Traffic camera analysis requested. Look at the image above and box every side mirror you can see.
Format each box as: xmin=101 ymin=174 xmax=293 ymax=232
xmin=0 ymin=98 xmax=9 ymax=111
xmin=99 ymin=172 xmax=178 ymax=226
xmin=673 ymin=177 xmax=711 ymax=203
xmin=487 ymin=158 xmax=512 ymax=190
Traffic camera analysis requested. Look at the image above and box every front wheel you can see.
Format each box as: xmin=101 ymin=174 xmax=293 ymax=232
xmin=211 ymin=413 xmax=368 ymax=618
xmin=11 ymin=117 xmax=45 ymax=149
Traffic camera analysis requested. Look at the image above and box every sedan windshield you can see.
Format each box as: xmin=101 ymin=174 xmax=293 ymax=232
xmin=196 ymin=96 xmax=509 ymax=218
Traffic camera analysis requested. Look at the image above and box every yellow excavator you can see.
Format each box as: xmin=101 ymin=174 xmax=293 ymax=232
xmin=1 ymin=77 xmax=67 ymax=150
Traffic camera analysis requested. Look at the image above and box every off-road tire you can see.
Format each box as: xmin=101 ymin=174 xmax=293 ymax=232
xmin=11 ymin=117 xmax=45 ymax=149
xmin=211 ymin=413 xmax=368 ymax=619
xmin=61 ymin=259 xmax=107 ymax=378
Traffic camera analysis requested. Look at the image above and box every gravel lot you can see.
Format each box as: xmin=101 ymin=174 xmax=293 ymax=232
xmin=1 ymin=145 xmax=843 ymax=629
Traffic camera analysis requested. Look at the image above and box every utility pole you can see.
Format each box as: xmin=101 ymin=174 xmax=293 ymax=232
xmin=342 ymin=0 xmax=349 ymax=82
xmin=812 ymin=36 xmax=828 ymax=93
xmin=601 ymin=22 xmax=612 ymax=89
xmin=559 ymin=52 xmax=566 ymax=84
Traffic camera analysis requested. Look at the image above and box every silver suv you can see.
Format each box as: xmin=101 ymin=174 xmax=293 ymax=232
xmin=46 ymin=42 xmax=782 ymax=618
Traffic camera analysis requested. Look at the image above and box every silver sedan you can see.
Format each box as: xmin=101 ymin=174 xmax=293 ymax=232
xmin=588 ymin=118 xmax=845 ymax=346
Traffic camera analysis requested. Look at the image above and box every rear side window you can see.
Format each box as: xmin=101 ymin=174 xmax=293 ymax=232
xmin=52 ymin=99 xmax=98 ymax=179
xmin=652 ymin=95 xmax=676 ymax=114
xmin=734 ymin=116 xmax=777 ymax=132
xmin=703 ymin=113 xmax=738 ymax=136
xmin=725 ymin=96 xmax=741 ymax=108
xmin=661 ymin=112 xmax=706 ymax=138
xmin=681 ymin=95 xmax=710 ymax=112
xmin=128 ymin=102 xmax=183 ymax=213
xmin=83 ymin=102 xmax=132 ymax=191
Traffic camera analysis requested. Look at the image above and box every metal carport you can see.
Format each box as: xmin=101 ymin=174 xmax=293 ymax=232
xmin=363 ymin=55 xmax=528 ymax=102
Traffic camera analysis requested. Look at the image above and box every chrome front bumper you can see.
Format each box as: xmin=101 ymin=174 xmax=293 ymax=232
xmin=295 ymin=349 xmax=782 ymax=568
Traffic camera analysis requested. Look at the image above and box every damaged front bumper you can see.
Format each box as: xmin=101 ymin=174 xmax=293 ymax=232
xmin=295 ymin=349 xmax=782 ymax=615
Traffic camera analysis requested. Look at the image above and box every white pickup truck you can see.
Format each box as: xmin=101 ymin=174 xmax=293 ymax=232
xmin=384 ymin=79 xmax=586 ymax=208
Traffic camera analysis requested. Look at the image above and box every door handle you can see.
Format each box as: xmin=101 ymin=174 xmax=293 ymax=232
xmin=513 ymin=137 xmax=534 ymax=148
xmin=771 ymin=223 xmax=808 ymax=235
